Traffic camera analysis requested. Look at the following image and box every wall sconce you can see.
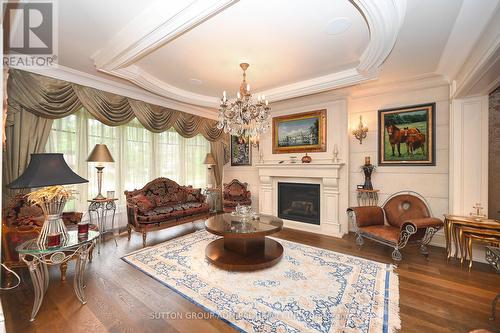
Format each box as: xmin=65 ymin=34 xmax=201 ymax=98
xmin=250 ymin=134 xmax=260 ymax=150
xmin=352 ymin=115 xmax=368 ymax=144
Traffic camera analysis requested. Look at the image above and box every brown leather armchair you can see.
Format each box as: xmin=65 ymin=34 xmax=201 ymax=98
xmin=347 ymin=191 xmax=443 ymax=261
xmin=223 ymin=179 xmax=251 ymax=212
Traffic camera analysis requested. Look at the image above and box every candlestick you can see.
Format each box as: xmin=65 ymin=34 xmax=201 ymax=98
xmin=333 ymin=144 xmax=339 ymax=163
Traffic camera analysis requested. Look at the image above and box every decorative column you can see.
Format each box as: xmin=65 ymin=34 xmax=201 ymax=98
xmin=259 ymin=176 xmax=273 ymax=215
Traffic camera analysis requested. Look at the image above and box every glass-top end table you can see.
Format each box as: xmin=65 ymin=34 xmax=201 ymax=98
xmin=204 ymin=213 xmax=284 ymax=271
xmin=16 ymin=230 xmax=99 ymax=321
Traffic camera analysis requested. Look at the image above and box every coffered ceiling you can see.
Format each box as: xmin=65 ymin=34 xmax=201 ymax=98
xmin=47 ymin=0 xmax=499 ymax=112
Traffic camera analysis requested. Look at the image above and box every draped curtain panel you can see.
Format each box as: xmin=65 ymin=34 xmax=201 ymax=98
xmin=2 ymin=108 xmax=53 ymax=201
xmin=5 ymin=69 xmax=229 ymax=205
xmin=210 ymin=139 xmax=230 ymax=211
xmin=7 ymin=69 xmax=225 ymax=141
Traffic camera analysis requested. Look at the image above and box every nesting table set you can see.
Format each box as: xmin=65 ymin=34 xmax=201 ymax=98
xmin=443 ymin=214 xmax=500 ymax=269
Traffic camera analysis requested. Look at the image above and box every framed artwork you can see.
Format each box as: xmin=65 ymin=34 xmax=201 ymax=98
xmin=272 ymin=109 xmax=327 ymax=154
xmin=378 ymin=103 xmax=436 ymax=166
xmin=230 ymin=135 xmax=251 ymax=166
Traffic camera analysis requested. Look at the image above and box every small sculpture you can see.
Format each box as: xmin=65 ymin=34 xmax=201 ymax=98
xmin=333 ymin=144 xmax=339 ymax=163
xmin=301 ymin=153 xmax=312 ymax=163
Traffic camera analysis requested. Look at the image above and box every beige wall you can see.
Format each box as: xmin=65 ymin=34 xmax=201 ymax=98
xmin=489 ymin=87 xmax=500 ymax=219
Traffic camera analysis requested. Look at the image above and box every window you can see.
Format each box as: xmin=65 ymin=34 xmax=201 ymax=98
xmin=46 ymin=110 xmax=210 ymax=212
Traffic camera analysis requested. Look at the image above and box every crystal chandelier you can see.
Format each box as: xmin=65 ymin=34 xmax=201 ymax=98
xmin=216 ymin=63 xmax=271 ymax=137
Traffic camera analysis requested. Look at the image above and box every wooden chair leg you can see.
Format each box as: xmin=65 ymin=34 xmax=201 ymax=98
xmin=60 ymin=262 xmax=68 ymax=282
xmin=142 ymin=230 xmax=147 ymax=247
xmin=127 ymin=224 xmax=132 ymax=241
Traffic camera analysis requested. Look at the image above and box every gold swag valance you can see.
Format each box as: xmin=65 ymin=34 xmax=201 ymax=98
xmin=7 ymin=69 xmax=225 ymax=141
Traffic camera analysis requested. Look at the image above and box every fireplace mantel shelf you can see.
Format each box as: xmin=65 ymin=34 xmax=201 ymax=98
xmin=255 ymin=162 xmax=345 ymax=169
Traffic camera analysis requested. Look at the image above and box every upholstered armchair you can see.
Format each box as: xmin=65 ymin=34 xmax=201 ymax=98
xmin=347 ymin=191 xmax=443 ymax=261
xmin=223 ymin=179 xmax=252 ymax=212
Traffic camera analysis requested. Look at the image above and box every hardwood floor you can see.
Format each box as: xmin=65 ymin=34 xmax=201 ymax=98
xmin=1 ymin=221 xmax=499 ymax=333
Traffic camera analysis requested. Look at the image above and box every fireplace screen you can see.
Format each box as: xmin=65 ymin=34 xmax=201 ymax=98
xmin=277 ymin=182 xmax=320 ymax=225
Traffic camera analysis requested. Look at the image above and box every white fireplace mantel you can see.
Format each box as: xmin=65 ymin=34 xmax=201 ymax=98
xmin=255 ymin=162 xmax=346 ymax=237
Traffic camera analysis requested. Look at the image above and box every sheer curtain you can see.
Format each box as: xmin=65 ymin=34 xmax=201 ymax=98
xmin=46 ymin=109 xmax=210 ymax=216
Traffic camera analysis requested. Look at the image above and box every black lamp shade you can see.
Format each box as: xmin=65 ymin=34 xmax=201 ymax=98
xmin=8 ymin=153 xmax=88 ymax=189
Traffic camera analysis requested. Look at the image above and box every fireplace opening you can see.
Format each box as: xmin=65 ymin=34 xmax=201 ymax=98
xmin=278 ymin=182 xmax=320 ymax=225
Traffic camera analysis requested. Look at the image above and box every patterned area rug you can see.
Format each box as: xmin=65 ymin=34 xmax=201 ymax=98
xmin=122 ymin=230 xmax=400 ymax=333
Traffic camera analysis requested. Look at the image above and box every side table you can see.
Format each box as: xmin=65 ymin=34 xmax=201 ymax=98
xmin=356 ymin=189 xmax=379 ymax=206
xmin=88 ymin=198 xmax=118 ymax=254
xmin=204 ymin=188 xmax=220 ymax=213
xmin=16 ymin=230 xmax=99 ymax=321
xmin=486 ymin=246 xmax=500 ymax=321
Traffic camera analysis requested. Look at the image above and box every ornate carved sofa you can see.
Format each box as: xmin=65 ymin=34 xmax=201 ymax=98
xmin=347 ymin=191 xmax=443 ymax=261
xmin=2 ymin=194 xmax=93 ymax=283
xmin=124 ymin=178 xmax=210 ymax=247
xmin=223 ymin=179 xmax=252 ymax=212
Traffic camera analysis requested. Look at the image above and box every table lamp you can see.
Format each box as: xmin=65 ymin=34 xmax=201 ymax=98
xmin=86 ymin=144 xmax=114 ymax=199
xmin=203 ymin=153 xmax=216 ymax=189
xmin=7 ymin=153 xmax=88 ymax=247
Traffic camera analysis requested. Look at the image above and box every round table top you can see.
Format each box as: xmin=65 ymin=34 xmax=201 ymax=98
xmin=205 ymin=213 xmax=283 ymax=238
xmin=16 ymin=230 xmax=99 ymax=254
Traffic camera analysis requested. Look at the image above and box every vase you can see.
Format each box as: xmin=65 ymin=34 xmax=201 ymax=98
xmin=362 ymin=165 xmax=374 ymax=190
xmin=301 ymin=153 xmax=312 ymax=163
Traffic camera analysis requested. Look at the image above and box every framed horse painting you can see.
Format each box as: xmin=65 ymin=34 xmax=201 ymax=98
xmin=378 ymin=103 xmax=436 ymax=166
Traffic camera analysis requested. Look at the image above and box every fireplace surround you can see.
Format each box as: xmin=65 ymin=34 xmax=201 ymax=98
xmin=256 ymin=162 xmax=346 ymax=237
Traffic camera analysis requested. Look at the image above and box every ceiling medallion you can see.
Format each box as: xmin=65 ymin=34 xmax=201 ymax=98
xmin=216 ymin=63 xmax=271 ymax=137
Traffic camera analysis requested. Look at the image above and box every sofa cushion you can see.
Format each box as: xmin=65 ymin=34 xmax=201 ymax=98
xmin=130 ymin=194 xmax=155 ymax=213
xmin=137 ymin=203 xmax=209 ymax=224
xmin=223 ymin=199 xmax=252 ymax=207
xmin=359 ymin=225 xmax=400 ymax=244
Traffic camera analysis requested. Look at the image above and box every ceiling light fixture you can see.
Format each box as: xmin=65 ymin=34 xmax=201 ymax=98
xmin=216 ymin=63 xmax=271 ymax=137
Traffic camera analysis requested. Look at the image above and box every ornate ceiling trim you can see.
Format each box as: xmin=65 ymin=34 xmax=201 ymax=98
xmin=94 ymin=0 xmax=406 ymax=107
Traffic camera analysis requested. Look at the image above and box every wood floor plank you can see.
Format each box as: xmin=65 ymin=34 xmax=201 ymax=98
xmin=1 ymin=221 xmax=499 ymax=333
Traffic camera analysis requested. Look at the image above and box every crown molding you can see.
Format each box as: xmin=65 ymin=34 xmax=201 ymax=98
xmin=348 ymin=73 xmax=450 ymax=99
xmin=93 ymin=0 xmax=239 ymax=71
xmin=15 ymin=65 xmax=218 ymax=119
xmin=260 ymin=68 xmax=378 ymax=102
xmin=354 ymin=0 xmax=406 ymax=73
xmin=436 ymin=0 xmax=499 ymax=81
xmin=93 ymin=0 xmax=406 ymax=106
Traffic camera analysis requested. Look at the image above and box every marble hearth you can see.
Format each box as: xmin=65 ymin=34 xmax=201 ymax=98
xmin=255 ymin=162 xmax=346 ymax=237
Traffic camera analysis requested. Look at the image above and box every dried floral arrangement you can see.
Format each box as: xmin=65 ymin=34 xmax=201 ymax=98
xmin=26 ymin=185 xmax=72 ymax=206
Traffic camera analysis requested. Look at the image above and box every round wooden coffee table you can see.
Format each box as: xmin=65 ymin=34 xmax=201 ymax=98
xmin=205 ymin=213 xmax=284 ymax=271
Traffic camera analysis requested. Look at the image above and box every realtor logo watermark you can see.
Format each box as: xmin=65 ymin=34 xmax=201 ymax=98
xmin=2 ymin=1 xmax=57 ymax=67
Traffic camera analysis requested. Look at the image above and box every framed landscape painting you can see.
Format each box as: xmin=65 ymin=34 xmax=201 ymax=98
xmin=272 ymin=109 xmax=327 ymax=154
xmin=230 ymin=135 xmax=251 ymax=166
xmin=378 ymin=103 xmax=436 ymax=166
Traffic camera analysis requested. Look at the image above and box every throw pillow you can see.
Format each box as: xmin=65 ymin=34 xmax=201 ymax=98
xmin=131 ymin=194 xmax=154 ymax=212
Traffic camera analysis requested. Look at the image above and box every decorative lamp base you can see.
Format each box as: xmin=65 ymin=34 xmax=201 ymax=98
xmin=93 ymin=193 xmax=106 ymax=200
xmin=37 ymin=214 xmax=69 ymax=248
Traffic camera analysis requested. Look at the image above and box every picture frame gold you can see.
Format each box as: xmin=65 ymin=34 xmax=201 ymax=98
xmin=378 ymin=103 xmax=436 ymax=166
xmin=272 ymin=109 xmax=327 ymax=154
